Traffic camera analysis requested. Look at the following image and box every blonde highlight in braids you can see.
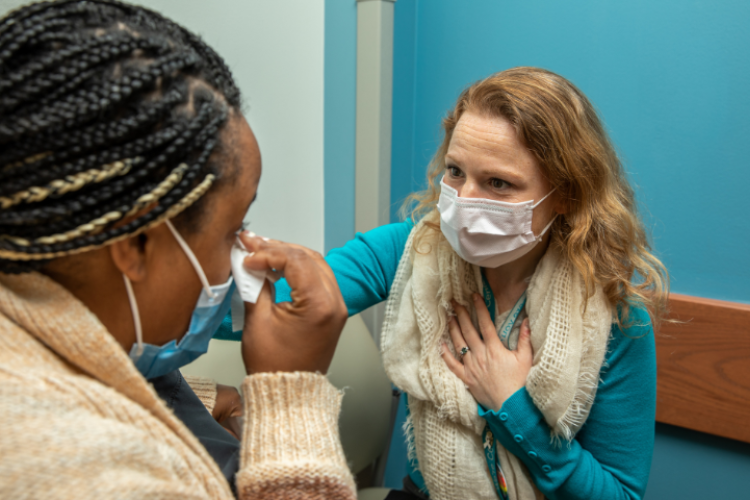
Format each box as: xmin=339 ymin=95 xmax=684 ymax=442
xmin=0 ymin=157 xmax=141 ymax=209
xmin=0 ymin=173 xmax=215 ymax=261
xmin=404 ymin=67 xmax=669 ymax=325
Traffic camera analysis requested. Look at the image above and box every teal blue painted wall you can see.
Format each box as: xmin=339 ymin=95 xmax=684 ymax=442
xmin=324 ymin=0 xmax=357 ymax=253
xmin=388 ymin=0 xmax=750 ymax=496
xmin=401 ymin=0 xmax=750 ymax=304
xmin=390 ymin=0 xmax=418 ymax=223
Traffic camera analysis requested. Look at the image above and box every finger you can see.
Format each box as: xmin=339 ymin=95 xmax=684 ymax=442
xmin=441 ymin=342 xmax=467 ymax=381
xmin=451 ymin=299 xmax=483 ymax=352
xmin=238 ymin=232 xmax=271 ymax=251
xmin=240 ymin=236 xmax=339 ymax=297
xmin=242 ymin=245 xmax=325 ymax=299
xmin=471 ymin=293 xmax=502 ymax=348
xmin=516 ymin=318 xmax=533 ymax=361
xmin=239 ymin=234 xmax=331 ymax=279
xmin=447 ymin=316 xmax=467 ymax=356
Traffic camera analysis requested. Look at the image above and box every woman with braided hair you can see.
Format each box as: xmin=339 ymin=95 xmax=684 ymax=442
xmin=0 ymin=1 xmax=355 ymax=499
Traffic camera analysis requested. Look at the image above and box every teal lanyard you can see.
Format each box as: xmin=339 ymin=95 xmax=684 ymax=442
xmin=479 ymin=270 xmax=526 ymax=499
xmin=483 ymin=426 xmax=510 ymax=500
xmin=480 ymin=271 xmax=527 ymax=349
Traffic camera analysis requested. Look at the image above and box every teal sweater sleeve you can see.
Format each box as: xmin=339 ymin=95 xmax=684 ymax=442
xmin=213 ymin=221 xmax=413 ymax=340
xmin=479 ymin=306 xmax=656 ymax=500
xmin=274 ymin=221 xmax=413 ymax=315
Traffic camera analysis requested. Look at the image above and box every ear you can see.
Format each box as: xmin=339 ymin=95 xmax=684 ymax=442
xmin=109 ymin=233 xmax=148 ymax=283
xmin=553 ymin=192 xmax=569 ymax=215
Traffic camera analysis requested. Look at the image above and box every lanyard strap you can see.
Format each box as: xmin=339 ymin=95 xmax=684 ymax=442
xmin=483 ymin=426 xmax=510 ymax=500
xmin=481 ymin=270 xmax=497 ymax=324
xmin=481 ymin=270 xmax=527 ymax=349
xmin=480 ymin=269 xmax=528 ymax=499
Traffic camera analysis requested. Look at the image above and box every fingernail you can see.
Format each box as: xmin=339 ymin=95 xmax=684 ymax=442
xmin=261 ymin=237 xmax=269 ymax=242
xmin=245 ymin=231 xmax=256 ymax=237
xmin=473 ymin=293 xmax=482 ymax=301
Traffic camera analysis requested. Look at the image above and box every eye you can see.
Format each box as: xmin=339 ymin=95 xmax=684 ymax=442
xmin=234 ymin=221 xmax=251 ymax=236
xmin=489 ymin=178 xmax=510 ymax=190
xmin=446 ymin=165 xmax=463 ymax=178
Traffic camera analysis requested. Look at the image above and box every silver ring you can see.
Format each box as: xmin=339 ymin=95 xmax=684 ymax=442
xmin=459 ymin=346 xmax=470 ymax=359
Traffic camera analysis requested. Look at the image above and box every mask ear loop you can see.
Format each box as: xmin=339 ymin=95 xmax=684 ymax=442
xmin=531 ymin=188 xmax=557 ymax=209
xmin=165 ymin=219 xmax=216 ymax=299
xmin=123 ymin=274 xmax=144 ymax=357
xmin=534 ymin=214 xmax=558 ymax=241
xmin=531 ymin=188 xmax=559 ymax=240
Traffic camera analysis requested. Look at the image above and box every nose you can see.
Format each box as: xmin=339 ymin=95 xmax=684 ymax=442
xmin=457 ymin=180 xmax=482 ymax=199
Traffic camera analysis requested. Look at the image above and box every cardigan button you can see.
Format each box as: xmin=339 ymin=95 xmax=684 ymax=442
xmin=513 ymin=434 xmax=524 ymax=443
xmin=499 ymin=412 xmax=508 ymax=421
xmin=528 ymin=451 xmax=537 ymax=458
xmin=542 ymin=465 xmax=552 ymax=473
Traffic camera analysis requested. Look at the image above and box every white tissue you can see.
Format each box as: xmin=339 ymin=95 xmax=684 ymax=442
xmin=230 ymin=238 xmax=267 ymax=303
xmin=231 ymin=289 xmax=245 ymax=333
xmin=230 ymin=236 xmax=281 ymax=332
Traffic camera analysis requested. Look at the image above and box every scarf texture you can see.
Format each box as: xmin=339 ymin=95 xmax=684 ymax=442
xmin=381 ymin=214 xmax=613 ymax=500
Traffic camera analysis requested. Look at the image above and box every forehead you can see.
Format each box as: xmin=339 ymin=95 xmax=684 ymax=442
xmin=206 ymin=115 xmax=261 ymax=219
xmin=449 ymin=111 xmax=522 ymax=157
xmin=447 ymin=111 xmax=538 ymax=174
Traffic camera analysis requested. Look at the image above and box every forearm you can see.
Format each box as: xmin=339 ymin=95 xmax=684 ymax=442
xmin=482 ymin=388 xmax=643 ymax=500
xmin=236 ymin=372 xmax=356 ymax=500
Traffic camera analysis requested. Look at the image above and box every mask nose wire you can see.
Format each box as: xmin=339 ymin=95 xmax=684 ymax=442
xmin=165 ymin=219 xmax=217 ymax=299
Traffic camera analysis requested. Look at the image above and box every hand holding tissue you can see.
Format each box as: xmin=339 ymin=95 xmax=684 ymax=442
xmin=229 ymin=235 xmax=278 ymax=332
xmin=231 ymin=236 xmax=270 ymax=304
xmin=234 ymin=235 xmax=347 ymax=374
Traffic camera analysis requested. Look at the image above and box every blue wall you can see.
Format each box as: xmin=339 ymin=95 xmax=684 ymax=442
xmin=324 ymin=0 xmax=357 ymax=253
xmin=388 ymin=0 xmax=750 ymax=497
xmin=393 ymin=0 xmax=750 ymax=304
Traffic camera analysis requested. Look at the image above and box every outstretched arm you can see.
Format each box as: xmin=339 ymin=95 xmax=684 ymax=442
xmin=277 ymin=221 xmax=413 ymax=316
xmin=217 ymin=221 xmax=414 ymax=342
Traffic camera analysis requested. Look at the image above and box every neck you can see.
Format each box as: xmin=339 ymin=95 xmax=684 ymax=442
xmin=483 ymin=233 xmax=550 ymax=312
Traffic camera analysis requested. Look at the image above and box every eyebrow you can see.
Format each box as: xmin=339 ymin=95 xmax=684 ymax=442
xmin=444 ymin=155 xmax=525 ymax=183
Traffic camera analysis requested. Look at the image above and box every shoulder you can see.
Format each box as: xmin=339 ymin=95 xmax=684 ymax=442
xmin=353 ymin=219 xmax=414 ymax=248
xmin=0 ymin=369 xmax=220 ymax=497
xmin=604 ymin=304 xmax=656 ymax=377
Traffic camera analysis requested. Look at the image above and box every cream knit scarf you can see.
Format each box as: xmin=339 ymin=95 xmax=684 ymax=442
xmin=381 ymin=215 xmax=613 ymax=500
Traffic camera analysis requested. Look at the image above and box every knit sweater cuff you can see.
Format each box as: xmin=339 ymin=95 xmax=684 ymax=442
xmin=182 ymin=374 xmax=218 ymax=414
xmin=240 ymin=372 xmax=346 ymax=466
xmin=238 ymin=372 xmax=355 ymax=497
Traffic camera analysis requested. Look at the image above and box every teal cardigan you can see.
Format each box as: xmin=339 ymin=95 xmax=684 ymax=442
xmin=216 ymin=221 xmax=656 ymax=500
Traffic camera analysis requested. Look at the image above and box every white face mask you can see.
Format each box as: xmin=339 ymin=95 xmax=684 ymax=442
xmin=437 ymin=177 xmax=557 ymax=268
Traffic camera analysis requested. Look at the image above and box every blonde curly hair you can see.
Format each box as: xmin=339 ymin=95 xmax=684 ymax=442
xmin=404 ymin=67 xmax=668 ymax=325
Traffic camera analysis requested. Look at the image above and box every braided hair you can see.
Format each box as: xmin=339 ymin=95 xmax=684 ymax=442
xmin=0 ymin=0 xmax=242 ymax=273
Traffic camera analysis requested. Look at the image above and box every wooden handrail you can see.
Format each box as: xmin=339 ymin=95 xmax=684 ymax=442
xmin=656 ymin=294 xmax=750 ymax=443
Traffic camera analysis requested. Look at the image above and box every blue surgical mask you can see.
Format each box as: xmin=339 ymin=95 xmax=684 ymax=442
xmin=123 ymin=220 xmax=234 ymax=379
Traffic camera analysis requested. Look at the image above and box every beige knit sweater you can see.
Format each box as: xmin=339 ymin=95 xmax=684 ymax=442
xmin=0 ymin=271 xmax=356 ymax=500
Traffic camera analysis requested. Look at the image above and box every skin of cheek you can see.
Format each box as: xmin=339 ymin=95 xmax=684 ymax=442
xmin=136 ymin=116 xmax=261 ymax=346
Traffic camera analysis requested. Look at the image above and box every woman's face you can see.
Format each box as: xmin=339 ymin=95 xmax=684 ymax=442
xmin=127 ymin=113 xmax=261 ymax=348
xmin=443 ymin=110 xmax=559 ymax=236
